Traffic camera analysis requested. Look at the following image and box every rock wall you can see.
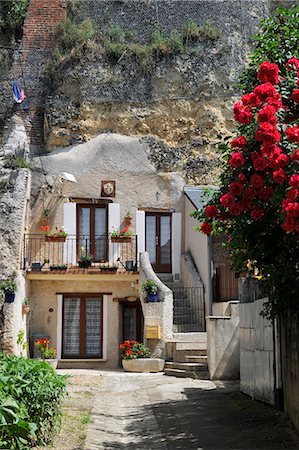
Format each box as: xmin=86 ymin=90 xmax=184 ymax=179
xmin=45 ymin=0 xmax=270 ymax=184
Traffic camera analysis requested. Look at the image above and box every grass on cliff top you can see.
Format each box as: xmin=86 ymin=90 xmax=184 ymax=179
xmin=49 ymin=18 xmax=221 ymax=73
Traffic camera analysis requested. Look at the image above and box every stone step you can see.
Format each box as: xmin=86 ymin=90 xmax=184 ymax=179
xmin=157 ymin=273 xmax=173 ymax=283
xmin=165 ymin=362 xmax=208 ymax=371
xmin=173 ymin=332 xmax=207 ymax=342
xmin=164 ymin=368 xmax=210 ymax=380
xmin=173 ymin=349 xmax=207 ymax=362
xmin=185 ymin=355 xmax=208 ymax=364
xmin=176 ymin=341 xmax=207 ymax=351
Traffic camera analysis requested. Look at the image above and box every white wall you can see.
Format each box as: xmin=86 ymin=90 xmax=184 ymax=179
xmin=240 ymin=298 xmax=274 ymax=405
xmin=184 ymin=197 xmax=212 ymax=313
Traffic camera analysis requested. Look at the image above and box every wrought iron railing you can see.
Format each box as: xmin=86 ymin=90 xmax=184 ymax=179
xmin=22 ymin=234 xmax=138 ymax=272
xmin=172 ymin=287 xmax=206 ymax=332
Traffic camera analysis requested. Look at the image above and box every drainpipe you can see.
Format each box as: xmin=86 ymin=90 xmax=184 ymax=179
xmin=273 ymin=317 xmax=284 ymax=410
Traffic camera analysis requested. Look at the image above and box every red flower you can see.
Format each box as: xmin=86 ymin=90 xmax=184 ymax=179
xmin=257 ymin=105 xmax=277 ymax=124
xmin=273 ymin=168 xmax=287 ymax=185
xmin=290 ymin=150 xmax=299 ymax=162
xmin=250 ymin=174 xmax=264 ymax=192
xmin=291 ymin=89 xmax=299 ymax=103
xmin=284 ymin=202 xmax=299 ymax=218
xmin=238 ymin=173 xmax=246 ymax=184
xmin=255 ymin=122 xmax=281 ymax=145
xmin=254 ymin=82 xmax=277 ymax=102
xmin=241 ymin=93 xmax=261 ymax=108
xmin=228 ymin=202 xmax=242 ymax=216
xmin=45 ymin=226 xmax=49 ymax=231
xmin=267 ymin=95 xmax=283 ymax=111
xmin=287 ymin=188 xmax=298 ymax=201
xmin=289 ymin=174 xmax=299 ymax=188
xmin=251 ymin=152 xmax=268 ymax=171
xmin=205 ymin=205 xmax=218 ymax=218
xmin=243 ymin=187 xmax=255 ymax=201
xmin=286 ymin=57 xmax=299 ymax=71
xmin=250 ymin=207 xmax=265 ymax=220
xmin=282 ymin=220 xmax=296 ymax=233
xmin=220 ymin=194 xmax=234 ymax=208
xmin=258 ymin=61 xmax=279 ymax=85
xmin=228 ymin=152 xmax=245 ymax=168
xmin=229 ymin=182 xmax=244 ymax=196
xmin=286 ymin=126 xmax=299 ymax=143
xmin=233 ymin=102 xmax=252 ymax=125
xmin=258 ymin=187 xmax=274 ymax=202
xmin=231 ymin=136 xmax=247 ymax=148
xmin=201 ymin=222 xmax=213 ymax=235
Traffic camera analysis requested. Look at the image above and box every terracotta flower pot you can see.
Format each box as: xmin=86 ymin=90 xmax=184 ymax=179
xmin=123 ymin=216 xmax=132 ymax=227
xmin=22 ymin=305 xmax=30 ymax=315
xmin=45 ymin=236 xmax=66 ymax=243
xmin=111 ymin=236 xmax=132 ymax=243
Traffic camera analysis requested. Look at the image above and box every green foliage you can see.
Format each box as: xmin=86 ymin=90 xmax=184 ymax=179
xmin=3 ymin=155 xmax=30 ymax=170
xmin=59 ymin=17 xmax=95 ymax=52
xmin=119 ymin=340 xmax=151 ymax=360
xmin=0 ymin=354 xmax=68 ymax=448
xmin=17 ymin=330 xmax=28 ymax=353
xmin=239 ymin=5 xmax=299 ymax=92
xmin=141 ymin=280 xmax=158 ymax=295
xmin=0 ymin=273 xmax=17 ymax=296
xmin=0 ymin=0 xmax=29 ymax=42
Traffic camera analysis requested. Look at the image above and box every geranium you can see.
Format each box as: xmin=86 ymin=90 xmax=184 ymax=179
xmin=35 ymin=339 xmax=56 ymax=360
xmin=119 ymin=340 xmax=150 ymax=360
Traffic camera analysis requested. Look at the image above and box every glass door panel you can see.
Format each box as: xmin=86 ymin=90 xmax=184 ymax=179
xmin=146 ymin=215 xmax=156 ymax=265
xmin=79 ymin=207 xmax=91 ymax=254
xmin=63 ymin=297 xmax=81 ymax=357
xmin=160 ymin=216 xmax=171 ymax=266
xmin=123 ymin=308 xmax=137 ymax=341
xmin=94 ymin=208 xmax=107 ymax=260
xmin=85 ymin=298 xmax=102 ymax=357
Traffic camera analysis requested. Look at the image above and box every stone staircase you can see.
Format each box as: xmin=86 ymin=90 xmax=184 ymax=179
xmin=164 ymin=332 xmax=210 ymax=380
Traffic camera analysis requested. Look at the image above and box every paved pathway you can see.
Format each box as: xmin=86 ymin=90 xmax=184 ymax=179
xmin=60 ymin=370 xmax=299 ymax=450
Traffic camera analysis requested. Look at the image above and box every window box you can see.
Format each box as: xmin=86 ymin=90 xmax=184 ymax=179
xmin=45 ymin=236 xmax=66 ymax=243
xmin=111 ymin=236 xmax=132 ymax=243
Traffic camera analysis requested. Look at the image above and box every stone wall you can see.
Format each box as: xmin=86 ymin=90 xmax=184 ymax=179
xmin=239 ymin=298 xmax=275 ymax=405
xmin=45 ymin=0 xmax=270 ymax=184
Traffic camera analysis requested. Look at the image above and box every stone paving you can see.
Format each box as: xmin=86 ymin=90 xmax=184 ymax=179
xmin=59 ymin=370 xmax=299 ymax=450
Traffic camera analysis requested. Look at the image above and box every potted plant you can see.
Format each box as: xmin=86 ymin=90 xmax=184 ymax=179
xmin=49 ymin=264 xmax=68 ymax=271
xmin=40 ymin=225 xmax=68 ymax=242
xmin=31 ymin=259 xmax=49 ymax=271
xmin=0 ymin=274 xmax=17 ymax=303
xmin=34 ymin=338 xmax=57 ymax=369
xmin=22 ymin=297 xmax=30 ymax=315
xmin=141 ymin=280 xmax=159 ymax=302
xmin=124 ymin=211 xmax=132 ymax=227
xmin=78 ymin=247 xmax=93 ymax=268
xmin=110 ymin=225 xmax=132 ymax=243
xmin=119 ymin=340 xmax=164 ymax=372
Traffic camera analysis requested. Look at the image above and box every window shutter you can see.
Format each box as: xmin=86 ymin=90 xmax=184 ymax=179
xmin=108 ymin=203 xmax=120 ymax=263
xmin=136 ymin=210 xmax=145 ymax=256
xmin=172 ymin=212 xmax=182 ymax=281
xmin=63 ymin=202 xmax=77 ymax=265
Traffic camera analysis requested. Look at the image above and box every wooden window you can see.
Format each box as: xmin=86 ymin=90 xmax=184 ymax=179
xmin=214 ymin=265 xmax=239 ymax=302
xmin=145 ymin=212 xmax=172 ymax=273
xmin=62 ymin=294 xmax=103 ymax=359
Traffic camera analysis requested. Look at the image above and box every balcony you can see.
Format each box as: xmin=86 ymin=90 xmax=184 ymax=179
xmin=22 ymin=234 xmax=139 ymax=274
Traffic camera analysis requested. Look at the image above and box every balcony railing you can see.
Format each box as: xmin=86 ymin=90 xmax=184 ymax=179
xmin=22 ymin=234 xmax=138 ymax=273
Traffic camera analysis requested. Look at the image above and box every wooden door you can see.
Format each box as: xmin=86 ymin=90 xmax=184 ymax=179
xmin=214 ymin=265 xmax=239 ymax=302
xmin=122 ymin=301 xmax=143 ymax=342
xmin=145 ymin=212 xmax=172 ymax=273
xmin=62 ymin=295 xmax=103 ymax=359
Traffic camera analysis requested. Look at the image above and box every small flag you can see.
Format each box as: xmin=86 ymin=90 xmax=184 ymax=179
xmin=13 ymin=80 xmax=26 ymax=103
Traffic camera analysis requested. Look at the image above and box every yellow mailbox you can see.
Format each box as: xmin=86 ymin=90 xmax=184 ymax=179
xmin=145 ymin=325 xmax=161 ymax=339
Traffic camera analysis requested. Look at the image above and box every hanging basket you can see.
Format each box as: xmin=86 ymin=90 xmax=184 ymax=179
xmin=111 ymin=236 xmax=132 ymax=243
xmin=45 ymin=236 xmax=66 ymax=243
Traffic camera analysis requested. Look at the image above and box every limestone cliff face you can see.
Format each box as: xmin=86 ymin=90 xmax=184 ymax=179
xmin=45 ymin=0 xmax=270 ymax=185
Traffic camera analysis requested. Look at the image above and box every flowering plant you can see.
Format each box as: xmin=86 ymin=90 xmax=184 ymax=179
xmin=119 ymin=340 xmax=150 ymax=360
xmin=193 ymin=57 xmax=299 ymax=318
xmin=40 ymin=225 xmax=68 ymax=238
xmin=35 ymin=338 xmax=57 ymax=359
xmin=110 ymin=225 xmax=132 ymax=238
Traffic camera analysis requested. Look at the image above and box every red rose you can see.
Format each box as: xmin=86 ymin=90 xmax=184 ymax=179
xmin=239 ymin=200 xmax=252 ymax=212
xmin=292 ymin=89 xmax=299 ymax=103
xmin=258 ymin=61 xmax=279 ymax=85
xmin=284 ymin=202 xmax=299 ymax=218
xmin=238 ymin=173 xmax=246 ymax=184
xmin=255 ymin=122 xmax=281 ymax=145
xmin=233 ymin=102 xmax=252 ymax=125
xmin=220 ymin=193 xmax=234 ymax=208
xmin=241 ymin=93 xmax=261 ymax=108
xmin=231 ymin=136 xmax=247 ymax=148
xmin=229 ymin=151 xmax=245 ymax=168
xmin=243 ymin=187 xmax=255 ymax=201
xmin=205 ymin=205 xmax=218 ymax=218
xmin=228 ymin=202 xmax=242 ymax=216
xmin=258 ymin=187 xmax=274 ymax=202
xmin=250 ymin=207 xmax=265 ymax=220
xmin=275 ymin=153 xmax=288 ymax=168
xmin=229 ymin=182 xmax=244 ymax=196
xmin=251 ymin=152 xmax=268 ymax=171
xmin=286 ymin=126 xmax=299 ymax=143
xmin=290 ymin=150 xmax=299 ymax=162
xmin=289 ymin=174 xmax=299 ymax=188
xmin=250 ymin=174 xmax=264 ymax=191
xmin=286 ymin=57 xmax=299 ymax=71
xmin=267 ymin=96 xmax=283 ymax=111
xmin=257 ymin=105 xmax=277 ymax=124
xmin=273 ymin=168 xmax=287 ymax=184
xmin=254 ymin=82 xmax=277 ymax=102
xmin=282 ymin=221 xmax=296 ymax=233
xmin=201 ymin=222 xmax=213 ymax=235
xmin=287 ymin=188 xmax=298 ymax=201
